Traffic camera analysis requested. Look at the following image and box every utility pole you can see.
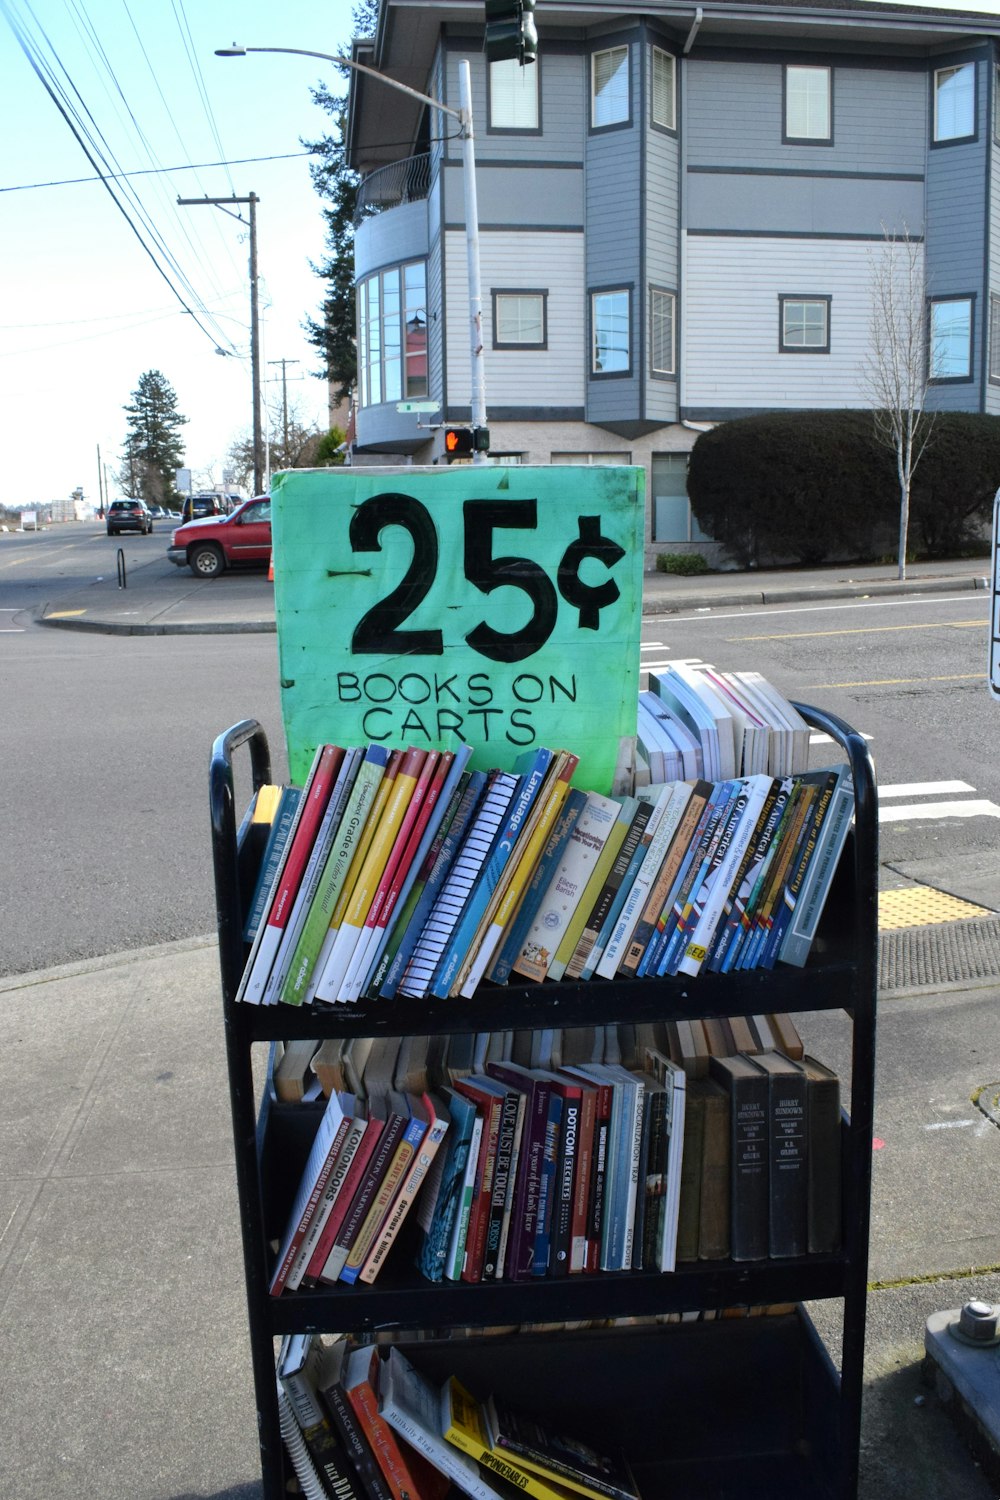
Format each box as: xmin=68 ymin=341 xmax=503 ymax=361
xmin=177 ymin=192 xmax=264 ymax=495
xmin=267 ymin=358 xmax=300 ymax=457
xmin=96 ymin=443 xmax=105 ymax=518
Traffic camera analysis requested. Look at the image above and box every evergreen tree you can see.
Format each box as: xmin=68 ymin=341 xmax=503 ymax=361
xmin=303 ymin=0 xmax=379 ymax=401
xmin=120 ymin=370 xmax=188 ymax=505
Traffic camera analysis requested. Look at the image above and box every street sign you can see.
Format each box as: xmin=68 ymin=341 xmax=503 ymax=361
xmin=271 ymin=466 xmax=645 ymax=792
xmin=396 ymin=400 xmax=440 ymax=414
xmin=990 ymin=488 xmax=1000 ymax=701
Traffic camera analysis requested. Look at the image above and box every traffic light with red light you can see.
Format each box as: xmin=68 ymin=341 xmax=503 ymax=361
xmin=444 ymin=427 xmax=475 ymax=457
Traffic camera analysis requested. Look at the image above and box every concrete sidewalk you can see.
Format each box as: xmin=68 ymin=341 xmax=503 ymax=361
xmin=1 ymin=937 xmax=998 ymax=1500
xmin=35 ymin=551 xmax=993 ymax=634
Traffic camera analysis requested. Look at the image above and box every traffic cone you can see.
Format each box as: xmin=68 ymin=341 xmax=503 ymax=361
xmin=268 ymin=551 xmax=274 ymax=582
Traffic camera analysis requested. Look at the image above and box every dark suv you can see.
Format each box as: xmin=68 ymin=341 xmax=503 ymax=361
xmin=180 ymin=492 xmax=237 ymax=524
xmin=106 ymin=499 xmax=154 ymax=535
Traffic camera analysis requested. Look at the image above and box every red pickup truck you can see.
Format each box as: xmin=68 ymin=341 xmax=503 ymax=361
xmin=167 ymin=495 xmax=271 ymax=579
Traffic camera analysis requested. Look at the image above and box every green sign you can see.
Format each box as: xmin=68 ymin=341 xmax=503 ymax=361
xmin=272 ymin=465 xmax=644 ymax=793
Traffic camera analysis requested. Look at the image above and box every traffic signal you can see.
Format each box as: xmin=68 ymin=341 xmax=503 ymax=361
xmin=484 ymin=0 xmax=537 ymax=66
xmin=444 ymin=427 xmax=475 ymax=458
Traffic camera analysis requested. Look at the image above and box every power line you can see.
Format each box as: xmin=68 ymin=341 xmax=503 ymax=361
xmin=0 ymin=151 xmax=315 ymax=194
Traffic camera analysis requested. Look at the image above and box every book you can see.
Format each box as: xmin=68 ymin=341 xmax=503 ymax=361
xmin=283 ymin=744 xmax=393 ymax=1005
xmin=269 ymin=1090 xmax=354 ymax=1295
xmin=238 ymin=744 xmax=344 ymax=1004
xmin=653 ymin=777 xmax=742 ymax=978
xmin=319 ymin=1339 xmax=395 ymax=1500
xmin=797 ymin=1053 xmax=842 ymax=1254
xmin=318 ymin=748 xmax=427 ymax=1002
xmin=482 ymin=1081 xmax=526 ymax=1280
xmin=734 ymin=776 xmax=819 ymax=972
xmin=559 ymin=1064 xmax=613 ymax=1273
xmin=414 ymin=1086 xmax=479 ymax=1282
xmin=595 ymin=780 xmax=693 ymax=981
xmin=358 ymin=1093 xmax=450 ymax=1284
xmin=377 ymin=769 xmax=483 ymax=999
xmin=778 ymin=764 xmax=855 ymax=966
xmin=273 ymin=1039 xmax=320 ymax=1102
xmin=340 ymin=1092 xmax=432 ymax=1284
xmin=434 ymin=747 xmax=555 ymax=997
xmin=278 ymin=1334 xmax=366 ymax=1500
xmin=378 ymin=1349 xmax=517 ymax=1500
xmin=461 ymin=753 xmax=580 ymax=998
xmin=243 ymin=785 xmax=302 ymax=942
xmin=630 ymin=1069 xmax=665 ymax=1271
xmin=513 ymin=790 xmax=623 ymax=982
xmin=286 ymin=1100 xmax=371 ymax=1292
xmin=760 ymin=768 xmax=840 ymax=969
xmin=750 ymin=1049 xmax=809 ymax=1258
xmin=488 ymin=787 xmax=588 ymax=984
xmin=674 ymin=1076 xmax=706 ymax=1262
xmin=643 ymin=1047 xmax=688 ymax=1272
xmin=446 ymin=1109 xmax=485 ymax=1281
xmin=561 ymin=797 xmax=647 ymax=981
xmin=697 ymin=1075 xmax=731 ymax=1261
xmin=709 ymin=1052 xmax=769 ymax=1261
xmin=315 ymin=1096 xmax=407 ymax=1284
xmin=675 ymin=773 xmax=776 ymax=977
xmin=529 ymin=1070 xmax=584 ymax=1277
xmin=266 ymin=746 xmax=365 ymax=1006
xmin=587 ymin=1063 xmax=644 ymax=1271
xmin=484 ymin=1392 xmax=642 ymax=1500
xmin=484 ymin=1060 xmax=555 ymax=1280
xmin=443 ymin=1377 xmax=581 ymax=1500
xmin=550 ymin=796 xmax=635 ymax=982
xmin=343 ymin=749 xmax=444 ymax=1002
xmin=344 ymin=1346 xmax=450 ymax=1500
xmin=452 ymin=1075 xmax=510 ymax=1284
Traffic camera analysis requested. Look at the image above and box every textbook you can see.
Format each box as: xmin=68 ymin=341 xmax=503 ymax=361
xmin=243 ymin=785 xmax=302 ymax=942
xmin=778 ymin=764 xmax=854 ymax=966
xmin=488 ymin=787 xmax=587 ymax=985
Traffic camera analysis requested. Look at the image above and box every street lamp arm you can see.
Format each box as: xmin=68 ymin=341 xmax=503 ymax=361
xmin=215 ymin=45 xmax=464 ymax=125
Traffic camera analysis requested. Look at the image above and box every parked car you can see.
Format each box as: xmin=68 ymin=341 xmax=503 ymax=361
xmin=106 ymin=498 xmax=153 ymax=535
xmin=167 ymin=495 xmax=271 ymax=578
xmin=180 ymin=492 xmax=237 ymax=524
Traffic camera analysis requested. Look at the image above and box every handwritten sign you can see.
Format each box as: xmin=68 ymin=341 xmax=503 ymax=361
xmin=272 ymin=465 xmax=644 ymax=791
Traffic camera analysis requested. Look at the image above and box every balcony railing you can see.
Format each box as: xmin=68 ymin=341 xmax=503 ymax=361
xmin=353 ymin=153 xmax=431 ymax=226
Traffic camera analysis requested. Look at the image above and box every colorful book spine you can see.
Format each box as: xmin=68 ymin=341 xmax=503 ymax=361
xmin=618 ymin=781 xmax=705 ymax=977
xmin=269 ymin=1090 xmax=352 ymax=1295
xmin=778 ymin=766 xmax=854 ymax=966
xmin=593 ymin=781 xmax=688 ymax=981
xmin=242 ymin=786 xmax=302 ymax=942
xmin=676 ymin=773 xmax=776 ymax=977
xmin=358 ymin=1094 xmax=450 ymax=1284
xmin=488 ymin=786 xmax=588 ymax=984
xmin=414 ymin=1087 xmax=478 ymax=1282
xmin=445 ymin=1111 xmax=485 ymax=1281
xmin=339 ymin=1099 xmax=430 ymax=1283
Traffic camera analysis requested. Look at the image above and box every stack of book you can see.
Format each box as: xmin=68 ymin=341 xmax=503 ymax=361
xmin=278 ymin=1335 xmax=645 ymax=1500
xmin=267 ymin=1020 xmax=843 ymax=1292
xmin=237 ymin=674 xmax=853 ymax=1007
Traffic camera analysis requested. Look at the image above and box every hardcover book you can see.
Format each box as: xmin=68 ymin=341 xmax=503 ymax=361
xmin=797 ymin=1053 xmax=842 ymax=1255
xmin=751 ymin=1049 xmax=809 ymax=1258
xmin=709 ymin=1052 xmax=769 ymax=1262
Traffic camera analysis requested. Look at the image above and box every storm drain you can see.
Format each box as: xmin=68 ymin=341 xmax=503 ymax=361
xmin=879 ymin=915 xmax=1000 ymax=993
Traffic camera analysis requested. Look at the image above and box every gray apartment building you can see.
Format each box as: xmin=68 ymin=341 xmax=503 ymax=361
xmin=345 ymin=0 xmax=1000 ymax=560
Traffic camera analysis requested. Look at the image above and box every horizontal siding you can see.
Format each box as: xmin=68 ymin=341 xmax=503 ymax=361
xmin=354 ymin=200 xmax=430 ymax=281
xmin=448 ymin=49 xmax=585 ymax=161
xmin=686 ymin=173 xmax=925 ymax=237
xmin=685 ymin=55 xmax=928 ymax=175
xmin=442 ymin=162 xmax=583 ymax=228
xmin=645 ymin=119 xmax=679 ymax=288
xmin=444 ymin=229 xmax=586 ymax=407
xmin=682 ymin=234 xmax=915 ymax=409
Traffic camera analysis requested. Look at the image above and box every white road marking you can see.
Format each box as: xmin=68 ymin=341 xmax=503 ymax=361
xmin=879 ymin=781 xmax=975 ymax=799
xmin=923 ymin=1120 xmax=976 ymax=1131
xmin=880 ymin=799 xmax=1000 ymax=823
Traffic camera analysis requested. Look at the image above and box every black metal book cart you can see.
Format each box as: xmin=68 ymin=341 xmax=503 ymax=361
xmin=209 ymin=701 xmax=877 ymax=1500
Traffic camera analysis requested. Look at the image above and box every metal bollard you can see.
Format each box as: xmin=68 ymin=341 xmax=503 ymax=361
xmin=116 ymin=548 xmax=127 ymax=589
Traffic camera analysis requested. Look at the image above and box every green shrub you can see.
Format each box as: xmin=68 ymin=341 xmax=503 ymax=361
xmin=656 ymin=551 xmax=710 ymax=575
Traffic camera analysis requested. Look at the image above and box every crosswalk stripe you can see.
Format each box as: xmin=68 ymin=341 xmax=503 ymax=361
xmin=880 ymin=799 xmax=1000 ymax=823
xmin=879 ymin=781 xmax=975 ymax=799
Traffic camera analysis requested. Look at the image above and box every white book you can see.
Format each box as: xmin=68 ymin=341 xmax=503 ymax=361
xmin=379 ymin=1348 xmax=510 ymax=1500
xmin=642 ymin=694 xmax=704 ymax=780
xmin=648 ymin=667 xmax=723 ymax=780
xmin=676 ymin=773 xmax=775 ymax=978
xmin=733 ymin=671 xmax=812 ymax=774
xmin=695 ymin=669 xmax=770 ymax=776
xmin=511 ymin=790 xmax=622 ymax=982
xmin=658 ymin=1057 xmax=687 ymax=1273
xmin=594 ymin=782 xmax=691 ymax=980
xmin=665 ymin=662 xmax=739 ymax=780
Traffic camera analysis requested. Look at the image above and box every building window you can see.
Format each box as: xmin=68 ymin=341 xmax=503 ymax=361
xmin=591 ymin=289 xmax=630 ymax=374
xmin=551 ymin=452 xmax=632 ymax=465
xmin=990 ymin=294 xmax=1000 ymax=382
xmin=652 ymin=452 xmax=709 ymax=543
xmin=489 ymin=57 xmax=539 ymax=130
xmin=492 ymin=290 xmax=547 ymax=349
xmin=929 ymin=296 xmax=973 ymax=379
xmin=650 ymin=288 xmax=676 ymax=376
xmin=357 ymin=260 xmax=427 ymax=408
xmin=779 ymin=295 xmax=831 ymax=353
xmin=784 ymin=65 xmax=832 ymax=142
xmin=934 ymin=62 xmax=975 ymax=142
xmin=651 ymin=47 xmax=676 ymax=130
xmin=592 ymin=46 xmax=629 ymax=128
xmin=995 ymin=64 xmax=1000 ymax=143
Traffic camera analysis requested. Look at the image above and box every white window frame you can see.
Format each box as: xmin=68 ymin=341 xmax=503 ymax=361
xmin=492 ymin=290 xmax=547 ymax=349
xmin=651 ymin=47 xmax=676 ymax=131
xmin=929 ymin=295 xmax=973 ymax=380
xmin=779 ymin=295 xmax=831 ymax=353
xmin=650 ymin=288 xmax=676 ymax=376
xmin=489 ymin=57 xmax=539 ymax=131
xmin=990 ymin=293 xmax=1000 ymax=383
xmin=784 ymin=64 xmax=831 ymax=142
xmin=591 ymin=46 xmax=629 ymax=128
xmin=356 ymin=260 xmax=427 ymax=408
xmin=591 ymin=288 xmax=631 ymax=375
xmin=934 ymin=62 xmax=975 ymax=142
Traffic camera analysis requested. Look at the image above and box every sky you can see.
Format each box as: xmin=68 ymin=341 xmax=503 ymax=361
xmin=0 ymin=0 xmax=357 ymax=507
xmin=2 ymin=0 xmax=999 ymax=510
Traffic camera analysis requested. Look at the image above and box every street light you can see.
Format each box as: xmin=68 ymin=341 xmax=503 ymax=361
xmin=216 ymin=44 xmax=488 ymax=462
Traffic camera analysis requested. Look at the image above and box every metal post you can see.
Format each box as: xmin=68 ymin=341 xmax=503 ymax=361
xmin=248 ymin=193 xmax=264 ymax=496
xmin=458 ymin=60 xmax=487 ymax=465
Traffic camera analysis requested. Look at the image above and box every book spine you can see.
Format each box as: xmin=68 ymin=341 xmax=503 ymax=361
xmin=765 ymin=1063 xmax=809 ymax=1258
xmin=243 ymin=788 xmax=301 ymax=941
xmin=721 ymin=1067 xmax=769 ymax=1262
xmin=286 ymin=1114 xmax=367 ymax=1291
xmin=677 ymin=774 xmax=775 ymax=977
xmin=445 ymin=1113 xmax=484 ymax=1281
xmin=301 ymin=1120 xmax=381 ymax=1287
xmin=778 ymin=773 xmax=855 ymax=966
xmin=482 ymin=1088 xmax=521 ymax=1280
xmin=618 ymin=784 xmax=705 ymax=977
xmin=340 ymin=1113 xmax=428 ymax=1284
xmin=322 ymin=1379 xmax=395 ymax=1500
xmin=530 ymin=1090 xmax=563 ymax=1277
xmin=759 ymin=773 xmax=837 ymax=969
xmin=415 ymin=1097 xmax=477 ymax=1283
xmin=485 ymin=1069 xmax=549 ymax=1280
xmin=269 ymin=1097 xmax=351 ymax=1295
xmin=346 ymin=1372 xmax=433 ymax=1500
xmin=568 ymin=1085 xmax=596 ymax=1273
xmin=697 ymin=1080 xmax=731 ymax=1261
xmin=564 ymin=802 xmax=650 ymax=980
xmin=488 ymin=789 xmax=587 ymax=984
xmin=317 ymin=1112 xmax=407 ymax=1284
xmin=547 ymin=1091 xmax=580 ymax=1277
xmin=457 ymin=1089 xmax=505 ymax=1284
xmin=494 ymin=1093 xmax=527 ymax=1280
xmin=359 ymin=1106 xmax=449 ymax=1284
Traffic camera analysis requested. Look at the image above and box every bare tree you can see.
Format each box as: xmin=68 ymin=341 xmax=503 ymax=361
xmin=862 ymin=222 xmax=935 ymax=581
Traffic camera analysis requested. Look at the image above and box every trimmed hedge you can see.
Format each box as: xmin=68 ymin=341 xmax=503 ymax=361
xmin=687 ymin=410 xmax=1000 ymax=566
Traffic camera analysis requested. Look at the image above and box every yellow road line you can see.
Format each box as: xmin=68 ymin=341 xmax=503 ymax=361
xmin=803 ymin=673 xmax=984 ymax=689
xmin=731 ymin=620 xmax=985 ymax=642
xmin=45 ymin=609 xmax=87 ymax=619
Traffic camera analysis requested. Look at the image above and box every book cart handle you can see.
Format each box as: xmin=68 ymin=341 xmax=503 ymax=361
xmin=210 ymin=718 xmax=272 ymax=1002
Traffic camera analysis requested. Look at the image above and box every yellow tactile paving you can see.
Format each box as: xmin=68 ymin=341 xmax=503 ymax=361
xmin=878 ymin=885 xmax=993 ymax=932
